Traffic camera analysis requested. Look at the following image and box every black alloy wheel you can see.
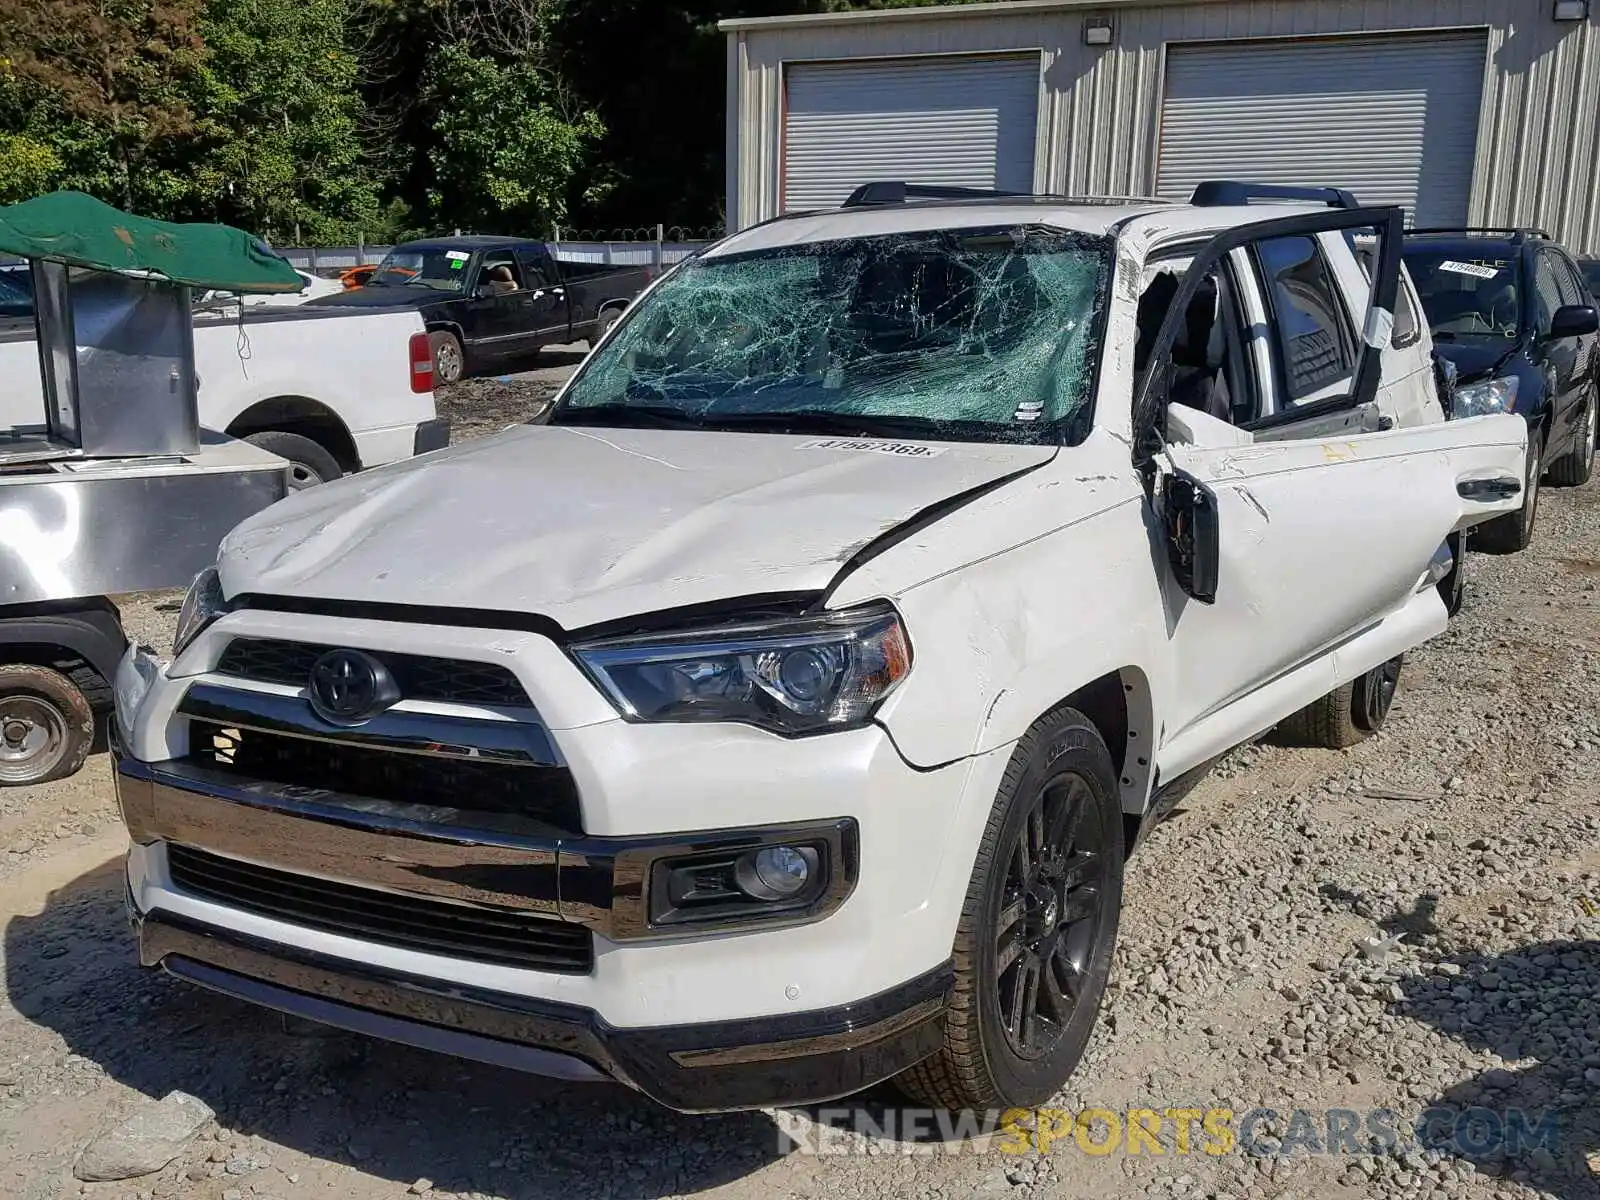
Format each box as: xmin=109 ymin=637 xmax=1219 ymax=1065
xmin=1353 ymin=656 xmax=1402 ymax=733
xmin=995 ymin=772 xmax=1108 ymax=1059
xmin=894 ymin=706 xmax=1124 ymax=1110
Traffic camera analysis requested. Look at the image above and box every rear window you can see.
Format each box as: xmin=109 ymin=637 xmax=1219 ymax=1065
xmin=1402 ymin=247 xmax=1521 ymax=341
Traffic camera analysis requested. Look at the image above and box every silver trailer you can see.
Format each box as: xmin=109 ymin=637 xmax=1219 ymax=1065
xmin=0 ymin=212 xmax=295 ymax=785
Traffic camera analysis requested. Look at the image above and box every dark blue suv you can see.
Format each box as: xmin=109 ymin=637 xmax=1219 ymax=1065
xmin=1403 ymin=229 xmax=1600 ymax=553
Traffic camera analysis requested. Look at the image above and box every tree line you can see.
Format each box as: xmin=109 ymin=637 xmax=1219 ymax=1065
xmin=0 ymin=0 xmax=984 ymax=245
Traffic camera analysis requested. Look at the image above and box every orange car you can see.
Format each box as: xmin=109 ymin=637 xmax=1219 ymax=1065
xmin=340 ymin=264 xmax=379 ymax=289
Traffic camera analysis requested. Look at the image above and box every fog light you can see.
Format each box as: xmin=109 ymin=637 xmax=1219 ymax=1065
xmin=737 ymin=845 xmax=813 ymax=900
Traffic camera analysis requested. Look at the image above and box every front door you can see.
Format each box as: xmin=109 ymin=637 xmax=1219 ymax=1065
xmin=516 ymin=248 xmax=571 ymax=345
xmin=1132 ymin=206 xmax=1528 ymax=744
xmin=1531 ymin=248 xmax=1585 ymax=455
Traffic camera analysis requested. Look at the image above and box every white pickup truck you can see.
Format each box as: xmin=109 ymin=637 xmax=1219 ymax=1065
xmin=0 ymin=302 xmax=447 ymax=487
xmin=113 ymin=182 xmax=1526 ymax=1115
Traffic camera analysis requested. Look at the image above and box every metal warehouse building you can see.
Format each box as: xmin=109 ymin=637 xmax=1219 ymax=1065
xmin=721 ymin=0 xmax=1600 ymax=252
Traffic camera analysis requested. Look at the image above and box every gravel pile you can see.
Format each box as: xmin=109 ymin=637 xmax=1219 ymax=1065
xmin=432 ymin=352 xmax=579 ymax=440
xmin=0 ymin=422 xmax=1594 ymax=1199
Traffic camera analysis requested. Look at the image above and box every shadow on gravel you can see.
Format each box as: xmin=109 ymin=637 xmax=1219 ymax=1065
xmin=4 ymin=866 xmax=782 ymax=1196
xmin=1320 ymin=884 xmax=1443 ymax=938
xmin=1395 ymin=939 xmax=1600 ymax=1200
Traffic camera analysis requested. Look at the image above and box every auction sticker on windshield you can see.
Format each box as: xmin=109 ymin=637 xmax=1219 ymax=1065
xmin=798 ymin=438 xmax=947 ymax=459
xmin=446 ymin=250 xmax=471 ymax=262
xmin=1438 ymin=260 xmax=1502 ymax=279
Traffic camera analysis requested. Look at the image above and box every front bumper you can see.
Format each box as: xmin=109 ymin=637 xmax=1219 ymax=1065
xmin=114 ymin=622 xmax=1009 ymax=1108
xmin=131 ymin=909 xmax=951 ymax=1113
xmin=116 ymin=752 xmax=859 ymax=945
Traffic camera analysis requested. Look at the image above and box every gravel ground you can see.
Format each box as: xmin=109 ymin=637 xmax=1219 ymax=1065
xmin=432 ymin=349 xmax=579 ymax=439
xmin=0 ymin=398 xmax=1596 ymax=1200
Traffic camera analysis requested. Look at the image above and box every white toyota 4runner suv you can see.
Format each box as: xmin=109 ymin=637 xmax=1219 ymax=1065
xmin=113 ymin=182 xmax=1526 ymax=1114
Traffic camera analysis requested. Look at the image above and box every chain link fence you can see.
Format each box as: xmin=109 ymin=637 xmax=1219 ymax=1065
xmin=273 ymin=223 xmax=725 ymax=276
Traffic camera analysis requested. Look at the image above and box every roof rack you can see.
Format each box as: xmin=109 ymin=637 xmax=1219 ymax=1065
xmin=843 ymin=181 xmax=1025 ymax=207
xmin=1190 ymin=181 xmax=1360 ymax=210
xmin=1405 ymin=226 xmax=1551 ymax=242
xmin=839 ymin=181 xmax=1173 ymax=209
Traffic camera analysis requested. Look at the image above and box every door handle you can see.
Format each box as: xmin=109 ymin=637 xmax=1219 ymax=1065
xmin=1457 ymin=476 xmax=1522 ymax=500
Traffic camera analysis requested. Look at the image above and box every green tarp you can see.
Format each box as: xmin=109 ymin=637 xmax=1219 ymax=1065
xmin=0 ymin=190 xmax=303 ymax=293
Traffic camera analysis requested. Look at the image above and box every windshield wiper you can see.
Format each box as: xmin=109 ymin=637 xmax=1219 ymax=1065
xmin=701 ymin=409 xmax=957 ymax=439
xmin=549 ymin=403 xmax=708 ymax=429
xmin=552 ymin=404 xmax=984 ymax=441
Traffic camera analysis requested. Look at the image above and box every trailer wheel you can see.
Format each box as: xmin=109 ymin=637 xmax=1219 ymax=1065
xmin=0 ymin=665 xmax=94 ymax=786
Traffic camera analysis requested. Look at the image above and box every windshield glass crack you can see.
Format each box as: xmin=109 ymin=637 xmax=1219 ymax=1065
xmin=553 ymin=226 xmax=1114 ymax=445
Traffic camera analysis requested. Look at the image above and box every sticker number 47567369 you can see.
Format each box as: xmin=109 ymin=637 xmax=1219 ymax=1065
xmin=797 ymin=437 xmax=946 ymax=459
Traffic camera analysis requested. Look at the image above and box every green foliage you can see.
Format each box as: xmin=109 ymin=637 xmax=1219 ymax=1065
xmin=0 ymin=0 xmax=1012 ymax=241
xmin=0 ymin=0 xmax=204 ymax=206
xmin=423 ymin=41 xmax=604 ymax=234
xmin=0 ymin=135 xmax=62 ymax=204
xmin=181 ymin=0 xmax=383 ymax=240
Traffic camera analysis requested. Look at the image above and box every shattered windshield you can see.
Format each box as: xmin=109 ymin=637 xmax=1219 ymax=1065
xmin=1402 ymin=248 xmax=1522 ymax=342
xmin=551 ymin=226 xmax=1113 ymax=444
xmin=370 ymin=248 xmax=470 ymax=291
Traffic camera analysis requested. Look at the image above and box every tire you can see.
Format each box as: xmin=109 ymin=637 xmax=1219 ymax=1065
xmin=1548 ymin=387 xmax=1596 ymax=488
xmin=1439 ymin=531 xmax=1467 ymax=618
xmin=429 ymin=330 xmax=465 ymax=385
xmin=894 ymin=706 xmax=1124 ymax=1110
xmin=244 ymin=431 xmax=343 ymax=491
xmin=1277 ymin=656 xmax=1403 ymax=750
xmin=1475 ymin=431 xmax=1543 ymax=555
xmin=0 ymin=665 xmax=94 ymax=786
xmin=592 ymin=307 xmax=622 ymax=346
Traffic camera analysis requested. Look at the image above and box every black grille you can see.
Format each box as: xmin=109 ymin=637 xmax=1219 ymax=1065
xmin=187 ymin=721 xmax=582 ymax=832
xmin=166 ymin=844 xmax=592 ymax=973
xmin=215 ymin=638 xmax=530 ymax=707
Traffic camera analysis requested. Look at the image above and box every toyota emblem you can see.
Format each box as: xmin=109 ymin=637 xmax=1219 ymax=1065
xmin=307 ymin=649 xmax=401 ymax=725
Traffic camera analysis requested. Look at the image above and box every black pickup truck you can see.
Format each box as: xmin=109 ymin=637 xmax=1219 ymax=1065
xmin=307 ymin=235 xmax=654 ymax=383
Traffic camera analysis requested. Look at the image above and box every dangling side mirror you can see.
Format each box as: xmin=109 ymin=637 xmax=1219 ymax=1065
xmin=1162 ymin=469 xmax=1219 ymax=604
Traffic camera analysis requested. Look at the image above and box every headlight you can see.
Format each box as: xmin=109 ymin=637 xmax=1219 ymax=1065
xmin=1451 ymin=375 xmax=1519 ymax=418
xmin=172 ymin=566 xmax=231 ymax=657
xmin=572 ymin=604 xmax=911 ymax=735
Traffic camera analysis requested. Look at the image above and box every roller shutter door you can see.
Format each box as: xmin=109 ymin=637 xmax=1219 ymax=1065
xmin=1156 ymin=34 xmax=1488 ymax=225
xmin=783 ymin=55 xmax=1040 ymax=212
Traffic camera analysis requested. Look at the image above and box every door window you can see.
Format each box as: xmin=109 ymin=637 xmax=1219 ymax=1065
xmin=1134 ymin=261 xmax=1261 ymax=428
xmin=515 ymin=249 xmax=554 ymax=289
xmin=1346 ymin=233 xmax=1420 ymax=347
xmin=1552 ymin=254 xmax=1588 ymax=308
xmin=480 ymin=254 xmax=524 ymax=295
xmin=1252 ymin=236 xmax=1356 ymax=401
xmin=1532 ymin=252 xmax=1565 ymax=334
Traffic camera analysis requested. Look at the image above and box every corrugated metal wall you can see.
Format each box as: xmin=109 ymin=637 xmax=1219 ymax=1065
xmin=727 ymin=0 xmax=1600 ymax=255
xmin=1155 ymin=32 xmax=1489 ymax=224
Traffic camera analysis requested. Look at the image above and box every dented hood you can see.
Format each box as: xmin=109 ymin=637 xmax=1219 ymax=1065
xmin=218 ymin=425 xmax=1052 ymax=629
